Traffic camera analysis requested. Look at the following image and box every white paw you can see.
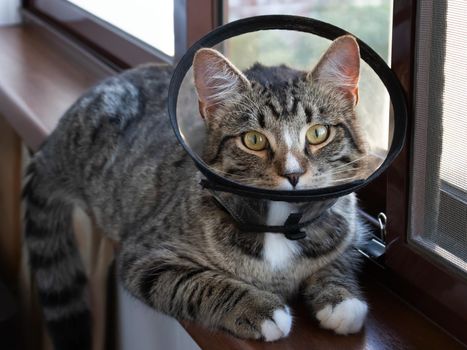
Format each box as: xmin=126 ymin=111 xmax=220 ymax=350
xmin=316 ymin=298 xmax=368 ymax=335
xmin=260 ymin=307 xmax=293 ymax=341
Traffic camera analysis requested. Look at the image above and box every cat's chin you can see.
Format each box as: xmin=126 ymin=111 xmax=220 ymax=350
xmin=276 ymin=180 xmax=295 ymax=191
xmin=275 ymin=179 xmax=317 ymax=191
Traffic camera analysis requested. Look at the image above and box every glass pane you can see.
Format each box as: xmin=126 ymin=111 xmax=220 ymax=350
xmin=223 ymin=0 xmax=393 ymax=159
xmin=67 ymin=0 xmax=174 ymax=56
xmin=409 ymin=0 xmax=467 ymax=274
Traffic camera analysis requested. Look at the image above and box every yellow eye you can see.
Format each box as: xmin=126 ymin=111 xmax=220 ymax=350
xmin=306 ymin=124 xmax=329 ymax=145
xmin=242 ymin=131 xmax=268 ymax=151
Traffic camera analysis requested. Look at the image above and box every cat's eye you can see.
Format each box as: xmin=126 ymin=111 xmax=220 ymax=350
xmin=242 ymin=131 xmax=268 ymax=151
xmin=306 ymin=124 xmax=329 ymax=145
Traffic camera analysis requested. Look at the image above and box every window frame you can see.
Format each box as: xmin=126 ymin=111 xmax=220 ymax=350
xmin=22 ymin=0 xmax=222 ymax=69
xmin=385 ymin=0 xmax=467 ymax=343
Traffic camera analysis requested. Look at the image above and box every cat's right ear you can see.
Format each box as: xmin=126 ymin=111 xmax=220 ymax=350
xmin=309 ymin=35 xmax=360 ymax=105
xmin=193 ymin=48 xmax=250 ymax=119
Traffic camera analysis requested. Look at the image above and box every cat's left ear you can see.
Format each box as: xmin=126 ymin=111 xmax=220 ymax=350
xmin=309 ymin=35 xmax=360 ymax=105
xmin=193 ymin=48 xmax=250 ymax=119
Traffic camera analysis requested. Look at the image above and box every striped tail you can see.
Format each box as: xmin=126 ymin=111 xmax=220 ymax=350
xmin=23 ymin=163 xmax=91 ymax=350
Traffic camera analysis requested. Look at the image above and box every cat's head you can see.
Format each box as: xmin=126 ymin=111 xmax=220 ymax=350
xmin=193 ymin=35 xmax=368 ymax=190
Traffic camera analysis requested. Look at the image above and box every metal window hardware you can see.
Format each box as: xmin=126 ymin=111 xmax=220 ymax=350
xmin=378 ymin=212 xmax=387 ymax=242
xmin=357 ymin=211 xmax=387 ymax=262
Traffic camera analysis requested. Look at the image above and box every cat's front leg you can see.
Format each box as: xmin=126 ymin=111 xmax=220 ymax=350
xmin=119 ymin=251 xmax=292 ymax=341
xmin=302 ymin=250 xmax=368 ymax=335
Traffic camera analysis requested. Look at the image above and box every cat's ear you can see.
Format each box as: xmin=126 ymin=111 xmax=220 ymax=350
xmin=193 ymin=48 xmax=250 ymax=119
xmin=309 ymin=35 xmax=360 ymax=105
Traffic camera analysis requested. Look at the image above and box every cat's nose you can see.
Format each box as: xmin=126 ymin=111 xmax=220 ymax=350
xmin=284 ymin=172 xmax=303 ymax=187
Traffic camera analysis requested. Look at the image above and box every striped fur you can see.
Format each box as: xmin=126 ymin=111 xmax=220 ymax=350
xmin=24 ymin=165 xmax=91 ymax=350
xmin=25 ymin=36 xmax=370 ymax=349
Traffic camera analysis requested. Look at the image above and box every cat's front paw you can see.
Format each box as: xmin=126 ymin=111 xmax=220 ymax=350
xmin=315 ymin=298 xmax=367 ymax=335
xmin=260 ymin=307 xmax=292 ymax=341
xmin=221 ymin=292 xmax=292 ymax=342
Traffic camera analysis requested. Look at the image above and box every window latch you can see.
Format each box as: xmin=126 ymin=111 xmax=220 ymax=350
xmin=357 ymin=212 xmax=387 ymax=262
xmin=378 ymin=212 xmax=387 ymax=241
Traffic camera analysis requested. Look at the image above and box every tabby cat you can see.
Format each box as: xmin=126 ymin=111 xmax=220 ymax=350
xmin=24 ymin=35 xmax=369 ymax=349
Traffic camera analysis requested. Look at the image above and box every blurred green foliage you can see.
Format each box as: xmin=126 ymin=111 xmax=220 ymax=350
xmin=227 ymin=1 xmax=391 ymax=69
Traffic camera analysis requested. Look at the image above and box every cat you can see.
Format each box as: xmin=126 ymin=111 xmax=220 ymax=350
xmin=24 ymin=35 xmax=369 ymax=350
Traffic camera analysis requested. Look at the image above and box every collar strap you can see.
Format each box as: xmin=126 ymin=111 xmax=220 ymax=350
xmin=207 ymin=186 xmax=338 ymax=240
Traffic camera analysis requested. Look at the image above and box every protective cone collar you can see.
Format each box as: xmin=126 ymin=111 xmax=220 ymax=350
xmin=168 ymin=15 xmax=407 ymax=203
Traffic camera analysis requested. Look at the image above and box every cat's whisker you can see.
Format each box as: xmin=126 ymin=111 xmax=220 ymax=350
xmin=327 ymin=175 xmax=361 ymax=184
xmin=212 ymin=169 xmax=264 ymax=182
xmin=300 ymin=173 xmax=361 ymax=190
xmin=215 ymin=174 xmax=267 ymax=185
xmin=326 ymin=169 xmax=359 ymax=177
xmin=300 ymin=168 xmax=364 ymax=188
xmin=328 ymin=155 xmax=369 ymax=171
xmin=312 ymin=156 xmax=369 ymax=178
xmin=307 ymin=169 xmax=356 ymax=180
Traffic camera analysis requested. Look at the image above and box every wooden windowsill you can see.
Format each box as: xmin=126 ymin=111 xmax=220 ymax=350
xmin=0 ymin=22 xmax=464 ymax=350
xmin=0 ymin=22 xmax=113 ymax=151
xmin=182 ymin=273 xmax=465 ymax=350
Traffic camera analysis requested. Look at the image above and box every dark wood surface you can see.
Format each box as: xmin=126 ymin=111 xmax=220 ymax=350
xmin=182 ymin=275 xmax=466 ymax=350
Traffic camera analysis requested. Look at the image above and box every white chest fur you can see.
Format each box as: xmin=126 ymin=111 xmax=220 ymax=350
xmin=263 ymin=202 xmax=301 ymax=270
